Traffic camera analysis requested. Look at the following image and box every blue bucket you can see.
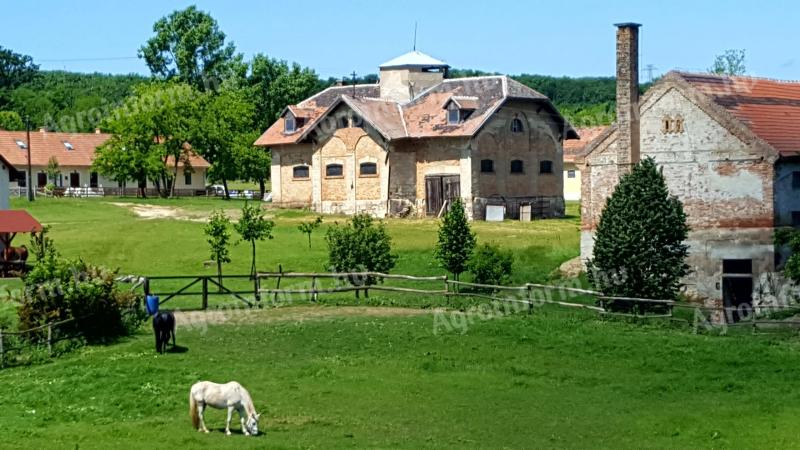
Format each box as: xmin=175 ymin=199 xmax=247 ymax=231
xmin=145 ymin=295 xmax=160 ymax=316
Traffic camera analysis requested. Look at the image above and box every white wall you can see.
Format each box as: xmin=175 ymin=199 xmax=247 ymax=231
xmin=0 ymin=162 xmax=9 ymax=210
xmin=10 ymin=166 xmax=207 ymax=191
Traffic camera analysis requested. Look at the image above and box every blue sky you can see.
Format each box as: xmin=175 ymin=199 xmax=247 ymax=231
xmin=2 ymin=0 xmax=799 ymax=80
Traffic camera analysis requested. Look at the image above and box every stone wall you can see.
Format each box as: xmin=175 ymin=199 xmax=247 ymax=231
xmin=581 ymin=86 xmax=778 ymax=310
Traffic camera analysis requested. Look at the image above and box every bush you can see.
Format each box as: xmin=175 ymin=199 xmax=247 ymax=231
xmin=469 ymin=243 xmax=514 ymax=287
xmin=587 ymin=157 xmax=690 ymax=310
xmin=325 ymin=214 xmax=397 ymax=286
xmin=17 ymin=255 xmax=144 ymax=343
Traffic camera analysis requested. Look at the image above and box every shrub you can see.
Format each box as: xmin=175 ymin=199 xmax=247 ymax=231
xmin=469 ymin=243 xmax=514 ymax=287
xmin=17 ymin=256 xmax=144 ymax=343
xmin=776 ymin=228 xmax=800 ymax=285
xmin=325 ymin=214 xmax=397 ymax=286
xmin=587 ymin=157 xmax=690 ymax=311
xmin=434 ymin=198 xmax=476 ymax=281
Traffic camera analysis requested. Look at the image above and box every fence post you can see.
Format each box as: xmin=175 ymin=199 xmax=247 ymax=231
xmin=311 ymin=276 xmax=318 ymax=303
xmin=202 ymin=276 xmax=209 ymax=310
xmin=254 ymin=276 xmax=261 ymax=304
xmin=0 ymin=328 xmax=4 ymax=368
xmin=526 ymin=284 xmax=533 ymax=314
xmin=273 ymin=265 xmax=283 ymax=303
xmin=444 ymin=275 xmax=449 ymax=307
xmin=47 ymin=324 xmax=52 ymax=357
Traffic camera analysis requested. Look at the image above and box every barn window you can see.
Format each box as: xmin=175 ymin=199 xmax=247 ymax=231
xmin=539 ymin=160 xmax=553 ymax=174
xmin=325 ymin=163 xmax=343 ymax=178
xmin=337 ymin=116 xmax=350 ymax=129
xmin=184 ymin=172 xmax=192 ymax=186
xmin=447 ymin=103 xmax=460 ymax=125
xmin=480 ymin=159 xmax=494 ymax=173
xmin=284 ymin=113 xmax=296 ymax=133
xmin=792 ymin=172 xmax=800 ymax=190
xmin=567 ymin=170 xmax=576 ymax=178
xmin=17 ymin=172 xmax=26 ymax=187
xmin=511 ymin=118 xmax=524 ymax=133
xmin=292 ymin=165 xmax=309 ymax=179
xmin=510 ymin=160 xmax=524 ymax=174
xmin=359 ymin=162 xmax=377 ymax=176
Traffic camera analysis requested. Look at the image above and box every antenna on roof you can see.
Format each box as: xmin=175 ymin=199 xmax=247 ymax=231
xmin=413 ymin=22 xmax=418 ymax=51
xmin=351 ymin=71 xmax=358 ymax=97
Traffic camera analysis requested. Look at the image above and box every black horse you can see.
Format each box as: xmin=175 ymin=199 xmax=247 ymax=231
xmin=153 ymin=311 xmax=176 ymax=354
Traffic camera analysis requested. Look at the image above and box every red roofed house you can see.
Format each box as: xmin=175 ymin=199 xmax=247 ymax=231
xmin=255 ymin=51 xmax=578 ymax=219
xmin=0 ymin=129 xmax=210 ymax=195
xmin=563 ymin=126 xmax=607 ymax=201
xmin=579 ymin=24 xmax=800 ymax=320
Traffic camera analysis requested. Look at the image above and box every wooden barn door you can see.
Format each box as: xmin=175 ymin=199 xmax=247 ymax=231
xmin=425 ymin=175 xmax=460 ymax=216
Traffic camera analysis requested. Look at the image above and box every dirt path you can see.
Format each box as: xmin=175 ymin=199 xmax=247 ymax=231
xmin=172 ymin=305 xmax=440 ymax=328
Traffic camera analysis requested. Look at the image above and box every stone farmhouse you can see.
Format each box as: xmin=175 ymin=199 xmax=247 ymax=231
xmin=255 ymin=51 xmax=578 ymax=219
xmin=579 ymin=24 xmax=800 ymax=319
xmin=0 ymin=129 xmax=210 ymax=195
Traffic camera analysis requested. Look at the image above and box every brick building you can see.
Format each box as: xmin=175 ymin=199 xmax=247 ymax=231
xmin=255 ymin=51 xmax=578 ymax=219
xmin=579 ymin=24 xmax=800 ymax=318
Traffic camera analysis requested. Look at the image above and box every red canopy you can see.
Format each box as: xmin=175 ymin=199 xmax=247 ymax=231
xmin=0 ymin=210 xmax=43 ymax=234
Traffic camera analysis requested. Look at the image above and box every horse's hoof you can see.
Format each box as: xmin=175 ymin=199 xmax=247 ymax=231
xmin=225 ymin=431 xmax=231 ymax=436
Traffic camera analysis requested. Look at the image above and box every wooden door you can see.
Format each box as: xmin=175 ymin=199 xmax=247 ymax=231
xmin=425 ymin=175 xmax=461 ymax=216
xmin=36 ymin=173 xmax=47 ymax=187
xmin=70 ymin=172 xmax=80 ymax=188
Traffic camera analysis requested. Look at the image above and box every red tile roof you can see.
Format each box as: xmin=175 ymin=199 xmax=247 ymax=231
xmin=563 ymin=126 xmax=608 ymax=163
xmin=676 ymin=72 xmax=800 ymax=156
xmin=0 ymin=210 xmax=43 ymax=233
xmin=0 ymin=130 xmax=209 ymax=168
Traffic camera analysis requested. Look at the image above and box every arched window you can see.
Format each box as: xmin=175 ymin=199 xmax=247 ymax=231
xmin=510 ymin=160 xmax=524 ymax=174
xmin=447 ymin=103 xmax=460 ymax=125
xmin=325 ymin=163 xmax=343 ymax=178
xmin=539 ymin=160 xmax=553 ymax=174
xmin=511 ymin=118 xmax=524 ymax=133
xmin=480 ymin=159 xmax=494 ymax=173
xmin=337 ymin=116 xmax=350 ymax=129
xmin=293 ymin=165 xmax=309 ymax=179
xmin=359 ymin=162 xmax=378 ymax=176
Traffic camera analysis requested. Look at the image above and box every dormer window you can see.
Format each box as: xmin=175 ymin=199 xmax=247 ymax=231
xmin=447 ymin=103 xmax=460 ymax=125
xmin=15 ymin=140 xmax=26 ymax=150
xmin=63 ymin=141 xmax=74 ymax=151
xmin=284 ymin=113 xmax=296 ymax=133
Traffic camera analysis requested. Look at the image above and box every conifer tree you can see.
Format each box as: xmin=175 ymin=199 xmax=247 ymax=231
xmin=434 ymin=199 xmax=476 ymax=282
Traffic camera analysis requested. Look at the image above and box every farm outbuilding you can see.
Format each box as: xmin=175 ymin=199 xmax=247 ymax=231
xmin=579 ymin=23 xmax=800 ymax=320
xmin=255 ymin=51 xmax=579 ymax=220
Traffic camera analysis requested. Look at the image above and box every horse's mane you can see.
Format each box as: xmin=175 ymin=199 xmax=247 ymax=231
xmin=238 ymin=384 xmax=257 ymax=416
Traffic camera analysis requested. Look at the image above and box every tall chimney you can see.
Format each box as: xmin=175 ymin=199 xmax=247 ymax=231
xmin=614 ymin=23 xmax=641 ymax=174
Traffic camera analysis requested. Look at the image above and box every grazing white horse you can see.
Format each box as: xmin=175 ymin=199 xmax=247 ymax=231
xmin=189 ymin=381 xmax=261 ymax=436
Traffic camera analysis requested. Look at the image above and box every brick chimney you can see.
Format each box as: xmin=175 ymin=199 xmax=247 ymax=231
xmin=614 ymin=23 xmax=641 ymax=173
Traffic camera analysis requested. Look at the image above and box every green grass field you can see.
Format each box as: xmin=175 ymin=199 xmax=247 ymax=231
xmin=2 ymin=197 xmax=800 ymax=448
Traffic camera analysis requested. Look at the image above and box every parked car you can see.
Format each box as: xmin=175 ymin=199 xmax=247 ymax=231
xmin=208 ymin=184 xmax=226 ymax=196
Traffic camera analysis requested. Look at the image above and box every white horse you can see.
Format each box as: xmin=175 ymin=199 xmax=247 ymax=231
xmin=189 ymin=381 xmax=261 ymax=436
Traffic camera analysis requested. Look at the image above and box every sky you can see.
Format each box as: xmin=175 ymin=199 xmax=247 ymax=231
xmin=2 ymin=0 xmax=799 ymax=81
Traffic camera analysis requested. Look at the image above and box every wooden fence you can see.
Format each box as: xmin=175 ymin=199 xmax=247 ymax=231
xmin=0 ymin=317 xmax=80 ymax=368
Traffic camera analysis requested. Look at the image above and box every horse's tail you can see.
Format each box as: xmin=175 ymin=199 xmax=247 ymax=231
xmin=189 ymin=392 xmax=199 ymax=429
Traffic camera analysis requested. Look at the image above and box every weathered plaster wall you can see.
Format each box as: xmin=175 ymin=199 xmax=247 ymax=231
xmin=581 ymin=87 xmax=777 ymax=307
xmin=272 ymin=144 xmax=313 ymax=207
xmin=379 ymin=68 xmax=444 ymax=103
xmin=472 ymin=102 xmax=565 ymax=219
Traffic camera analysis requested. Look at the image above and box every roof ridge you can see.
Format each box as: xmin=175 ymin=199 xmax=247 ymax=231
xmin=442 ymin=75 xmax=506 ymax=83
xmin=674 ymin=70 xmax=800 ymax=85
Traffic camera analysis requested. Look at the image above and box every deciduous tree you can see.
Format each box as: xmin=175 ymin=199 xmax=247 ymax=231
xmin=710 ymin=49 xmax=747 ymax=76
xmin=205 ymin=210 xmax=232 ymax=289
xmin=234 ymin=203 xmax=274 ymax=278
xmin=434 ymin=199 xmax=476 ymax=282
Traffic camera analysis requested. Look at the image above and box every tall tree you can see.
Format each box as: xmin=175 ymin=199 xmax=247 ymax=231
xmin=710 ymin=49 xmax=747 ymax=76
xmin=587 ymin=158 xmax=690 ymax=307
xmin=236 ymin=139 xmax=271 ymax=199
xmin=248 ymin=55 xmax=323 ymax=130
xmin=234 ymin=203 xmax=274 ymax=278
xmin=94 ymin=82 xmax=200 ymax=197
xmin=139 ymin=6 xmax=242 ymax=90
xmin=46 ymin=156 xmax=61 ymax=185
xmin=0 ymin=46 xmax=38 ymax=108
xmin=434 ymin=199 xmax=476 ymax=282
xmin=192 ymin=88 xmax=256 ymax=198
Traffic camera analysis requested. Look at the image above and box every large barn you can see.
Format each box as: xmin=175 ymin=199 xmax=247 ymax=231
xmin=255 ymin=51 xmax=578 ymax=220
xmin=579 ymin=24 xmax=800 ymax=320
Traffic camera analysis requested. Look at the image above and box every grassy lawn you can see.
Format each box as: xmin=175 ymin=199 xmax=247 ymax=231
xmin=1 ymin=197 xmax=581 ymax=311
xmin=1 ymin=307 xmax=799 ymax=449
xmin=4 ymin=197 xmax=798 ymax=448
